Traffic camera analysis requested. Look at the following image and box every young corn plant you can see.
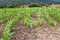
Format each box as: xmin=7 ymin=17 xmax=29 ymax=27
xmin=24 ymin=17 xmax=34 ymax=28
xmin=3 ymin=20 xmax=14 ymax=40
xmin=37 ymin=10 xmax=44 ymax=25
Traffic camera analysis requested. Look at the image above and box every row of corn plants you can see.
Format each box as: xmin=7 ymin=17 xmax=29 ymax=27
xmin=43 ymin=8 xmax=57 ymax=28
xmin=37 ymin=8 xmax=44 ymax=25
xmin=2 ymin=9 xmax=23 ymax=40
xmin=47 ymin=8 xmax=60 ymax=21
xmin=23 ymin=8 xmax=36 ymax=28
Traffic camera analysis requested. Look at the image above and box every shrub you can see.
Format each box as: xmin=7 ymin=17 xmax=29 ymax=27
xmin=39 ymin=3 xmax=49 ymax=7
xmin=28 ymin=3 xmax=41 ymax=7
xmin=28 ymin=3 xmax=49 ymax=7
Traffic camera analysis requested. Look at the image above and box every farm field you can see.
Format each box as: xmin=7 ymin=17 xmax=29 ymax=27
xmin=0 ymin=8 xmax=60 ymax=40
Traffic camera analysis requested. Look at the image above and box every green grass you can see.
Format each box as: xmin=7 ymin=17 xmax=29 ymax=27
xmin=0 ymin=8 xmax=60 ymax=40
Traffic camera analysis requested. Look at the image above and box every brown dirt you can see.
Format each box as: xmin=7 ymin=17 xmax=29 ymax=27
xmin=0 ymin=20 xmax=7 ymax=38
